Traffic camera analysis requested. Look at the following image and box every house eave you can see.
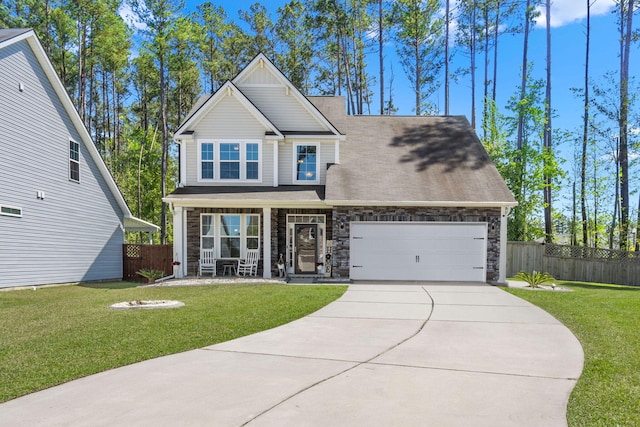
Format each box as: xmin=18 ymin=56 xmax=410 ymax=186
xmin=324 ymin=200 xmax=519 ymax=208
xmin=163 ymin=197 xmax=328 ymax=209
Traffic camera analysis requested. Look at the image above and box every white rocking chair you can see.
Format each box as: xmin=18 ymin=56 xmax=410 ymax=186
xmin=237 ymin=249 xmax=259 ymax=276
xmin=199 ymin=249 xmax=216 ymax=277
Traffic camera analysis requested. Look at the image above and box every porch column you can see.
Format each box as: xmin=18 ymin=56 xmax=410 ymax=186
xmin=263 ymin=207 xmax=272 ymax=278
xmin=498 ymin=206 xmax=511 ymax=284
xmin=173 ymin=206 xmax=186 ymax=278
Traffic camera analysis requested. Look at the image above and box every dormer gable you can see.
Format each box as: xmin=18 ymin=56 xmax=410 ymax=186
xmin=174 ymin=80 xmax=283 ymax=140
xmin=232 ymin=54 xmax=344 ymax=138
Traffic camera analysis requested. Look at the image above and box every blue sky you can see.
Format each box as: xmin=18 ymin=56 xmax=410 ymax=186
xmin=123 ymin=0 xmax=634 ymax=160
xmin=161 ymin=0 xmax=631 ymax=136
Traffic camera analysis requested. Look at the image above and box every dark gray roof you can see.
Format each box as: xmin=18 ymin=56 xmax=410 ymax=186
xmin=166 ymin=185 xmax=325 ymax=203
xmin=307 ymin=96 xmax=347 ymax=134
xmin=0 ymin=28 xmax=32 ymax=44
xmin=325 ymin=115 xmax=516 ymax=205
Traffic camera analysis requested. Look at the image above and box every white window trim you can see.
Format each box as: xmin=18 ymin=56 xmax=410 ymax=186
xmin=0 ymin=204 xmax=22 ymax=218
xmin=69 ymin=139 xmax=80 ymax=183
xmin=200 ymin=213 xmax=261 ymax=260
xmin=293 ymin=142 xmax=320 ymax=184
xmin=197 ymin=140 xmax=262 ymax=183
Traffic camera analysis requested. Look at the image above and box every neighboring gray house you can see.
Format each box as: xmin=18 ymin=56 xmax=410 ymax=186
xmin=166 ymin=54 xmax=517 ymax=283
xmin=0 ymin=29 xmax=158 ymax=288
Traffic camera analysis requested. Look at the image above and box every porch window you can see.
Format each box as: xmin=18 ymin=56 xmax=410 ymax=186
xmin=69 ymin=140 xmax=80 ymax=182
xmin=198 ymin=140 xmax=261 ymax=182
xmin=201 ymin=213 xmax=260 ymax=259
xmin=220 ymin=214 xmax=241 ymax=258
xmin=295 ymin=144 xmax=318 ymax=182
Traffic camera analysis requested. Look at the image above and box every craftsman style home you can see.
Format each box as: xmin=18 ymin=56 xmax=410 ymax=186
xmin=166 ymin=54 xmax=516 ymax=283
xmin=0 ymin=29 xmax=157 ymax=288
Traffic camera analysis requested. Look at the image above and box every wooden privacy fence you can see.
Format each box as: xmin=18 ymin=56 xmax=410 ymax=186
xmin=507 ymin=242 xmax=640 ymax=286
xmin=123 ymin=244 xmax=173 ymax=282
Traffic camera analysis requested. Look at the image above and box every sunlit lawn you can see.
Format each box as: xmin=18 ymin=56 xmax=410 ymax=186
xmin=505 ymin=281 xmax=640 ymax=427
xmin=0 ymin=282 xmax=346 ymax=403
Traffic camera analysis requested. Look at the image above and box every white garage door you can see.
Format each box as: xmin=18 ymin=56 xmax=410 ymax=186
xmin=350 ymin=222 xmax=487 ymax=281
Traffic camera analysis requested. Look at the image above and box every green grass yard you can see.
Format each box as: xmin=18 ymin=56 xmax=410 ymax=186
xmin=505 ymin=281 xmax=640 ymax=427
xmin=0 ymin=282 xmax=346 ymax=403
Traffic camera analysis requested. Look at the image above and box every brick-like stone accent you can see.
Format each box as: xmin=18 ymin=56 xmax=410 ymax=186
xmin=330 ymin=206 xmax=502 ymax=281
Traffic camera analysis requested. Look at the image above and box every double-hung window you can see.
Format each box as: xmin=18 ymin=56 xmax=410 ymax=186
xmin=69 ymin=140 xmax=80 ymax=182
xmin=198 ymin=140 xmax=261 ymax=182
xmin=295 ymin=144 xmax=318 ymax=182
xmin=201 ymin=143 xmax=214 ymax=180
xmin=201 ymin=213 xmax=260 ymax=259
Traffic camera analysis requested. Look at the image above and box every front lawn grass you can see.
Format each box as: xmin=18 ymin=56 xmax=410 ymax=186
xmin=0 ymin=282 xmax=346 ymax=403
xmin=504 ymin=281 xmax=640 ymax=427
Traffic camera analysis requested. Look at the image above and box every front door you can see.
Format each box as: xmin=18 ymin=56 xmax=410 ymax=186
xmin=295 ymin=224 xmax=317 ymax=274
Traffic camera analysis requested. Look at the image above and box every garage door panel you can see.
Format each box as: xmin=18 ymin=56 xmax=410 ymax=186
xmin=350 ymin=222 xmax=487 ymax=282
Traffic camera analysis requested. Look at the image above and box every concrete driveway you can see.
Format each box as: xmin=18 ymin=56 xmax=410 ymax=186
xmin=0 ymin=282 xmax=583 ymax=426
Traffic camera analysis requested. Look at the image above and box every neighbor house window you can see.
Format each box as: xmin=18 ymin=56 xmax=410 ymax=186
xmin=0 ymin=204 xmax=22 ymax=217
xmin=69 ymin=140 xmax=80 ymax=182
xmin=295 ymin=144 xmax=318 ymax=182
xmin=201 ymin=213 xmax=260 ymax=259
xmin=198 ymin=140 xmax=261 ymax=182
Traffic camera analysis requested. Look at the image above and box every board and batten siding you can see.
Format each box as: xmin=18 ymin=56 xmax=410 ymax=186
xmin=0 ymin=38 xmax=125 ymax=288
xmin=183 ymin=95 xmax=274 ymax=186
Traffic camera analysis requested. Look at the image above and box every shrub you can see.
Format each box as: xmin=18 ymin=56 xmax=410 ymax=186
xmin=514 ymin=270 xmax=555 ymax=289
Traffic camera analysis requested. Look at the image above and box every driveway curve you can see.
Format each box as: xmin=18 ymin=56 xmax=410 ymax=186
xmin=0 ymin=282 xmax=583 ymax=427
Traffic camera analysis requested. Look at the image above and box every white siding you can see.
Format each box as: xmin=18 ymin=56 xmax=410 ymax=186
xmin=192 ymin=95 xmax=268 ymax=139
xmin=0 ymin=39 xmax=124 ymax=288
xmin=239 ymin=86 xmax=327 ymax=132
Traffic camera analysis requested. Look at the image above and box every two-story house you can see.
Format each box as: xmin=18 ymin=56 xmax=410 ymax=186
xmin=166 ymin=54 xmax=517 ymax=283
xmin=0 ymin=29 xmax=158 ymax=288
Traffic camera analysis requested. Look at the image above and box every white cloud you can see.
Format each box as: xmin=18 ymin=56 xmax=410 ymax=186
xmin=534 ymin=0 xmax=616 ymax=28
xmin=119 ymin=2 xmax=147 ymax=32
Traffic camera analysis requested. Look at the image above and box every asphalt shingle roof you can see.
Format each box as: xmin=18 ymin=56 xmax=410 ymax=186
xmin=0 ymin=28 xmax=31 ymax=44
xmin=325 ymin=115 xmax=516 ymax=205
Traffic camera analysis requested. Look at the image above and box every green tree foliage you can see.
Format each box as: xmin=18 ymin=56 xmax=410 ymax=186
xmin=274 ymin=0 xmax=313 ymax=92
xmin=391 ymin=0 xmax=444 ymax=115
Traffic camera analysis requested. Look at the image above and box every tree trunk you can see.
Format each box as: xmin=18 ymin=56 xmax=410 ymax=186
xmin=159 ymin=53 xmax=168 ymax=244
xmin=444 ymin=0 xmax=450 ymax=115
xmin=618 ymin=0 xmax=634 ymax=250
xmin=470 ymin=0 xmax=477 ymax=128
xmin=516 ymin=0 xmax=531 ymax=152
xmin=543 ymin=0 xmax=553 ymax=242
xmin=580 ymin=0 xmax=591 ymax=246
xmin=379 ymin=0 xmax=384 ymax=115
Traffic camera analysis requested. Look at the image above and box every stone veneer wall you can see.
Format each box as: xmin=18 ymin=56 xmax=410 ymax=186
xmin=331 ymin=207 xmax=502 ymax=282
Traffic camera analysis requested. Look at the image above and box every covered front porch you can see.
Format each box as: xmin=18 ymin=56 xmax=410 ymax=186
xmin=172 ymin=206 xmax=334 ymax=279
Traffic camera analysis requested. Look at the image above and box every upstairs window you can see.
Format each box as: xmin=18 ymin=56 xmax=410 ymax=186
xmin=246 ymin=143 xmax=259 ymax=180
xmin=201 ymin=143 xmax=214 ymax=180
xmin=295 ymin=144 xmax=318 ymax=182
xmin=69 ymin=140 xmax=80 ymax=182
xmin=198 ymin=141 xmax=261 ymax=182
xmin=220 ymin=143 xmax=240 ymax=179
